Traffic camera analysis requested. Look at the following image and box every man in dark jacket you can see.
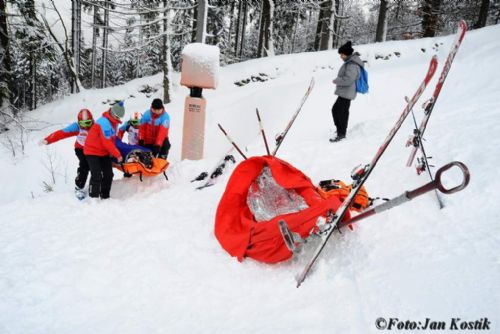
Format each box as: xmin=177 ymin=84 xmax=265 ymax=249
xmin=331 ymin=41 xmax=364 ymax=142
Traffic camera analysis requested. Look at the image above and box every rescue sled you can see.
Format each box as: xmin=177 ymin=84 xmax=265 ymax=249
xmin=214 ymin=156 xmax=354 ymax=264
xmin=113 ymin=139 xmax=169 ymax=181
xmin=115 ymin=156 xmax=169 ymax=181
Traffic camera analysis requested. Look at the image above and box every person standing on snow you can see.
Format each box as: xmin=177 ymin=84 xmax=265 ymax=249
xmin=330 ymin=41 xmax=364 ymax=142
xmin=39 ymin=109 xmax=94 ymax=196
xmin=139 ymin=98 xmax=171 ymax=160
xmin=84 ymin=101 xmax=125 ymax=199
xmin=117 ymin=112 xmax=142 ymax=145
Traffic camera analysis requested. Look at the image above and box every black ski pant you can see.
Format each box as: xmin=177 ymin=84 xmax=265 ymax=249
xmin=143 ymin=137 xmax=171 ymax=160
xmin=331 ymin=96 xmax=351 ymax=137
xmin=74 ymin=148 xmax=90 ymax=189
xmin=86 ymin=155 xmax=114 ymax=199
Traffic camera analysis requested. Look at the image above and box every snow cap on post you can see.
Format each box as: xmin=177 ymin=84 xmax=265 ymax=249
xmin=180 ymin=43 xmax=220 ymax=89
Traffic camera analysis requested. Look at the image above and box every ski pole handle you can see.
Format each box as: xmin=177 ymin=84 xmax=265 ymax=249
xmin=434 ymin=161 xmax=470 ymax=194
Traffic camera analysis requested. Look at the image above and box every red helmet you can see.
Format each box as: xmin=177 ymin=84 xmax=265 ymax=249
xmin=78 ymin=109 xmax=94 ymax=128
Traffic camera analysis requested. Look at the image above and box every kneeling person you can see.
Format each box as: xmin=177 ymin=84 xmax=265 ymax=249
xmin=139 ymin=98 xmax=171 ymax=160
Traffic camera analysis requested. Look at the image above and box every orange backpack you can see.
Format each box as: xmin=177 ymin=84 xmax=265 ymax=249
xmin=317 ymin=179 xmax=370 ymax=212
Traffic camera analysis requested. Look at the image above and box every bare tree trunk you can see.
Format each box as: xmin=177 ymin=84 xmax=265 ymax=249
xmin=136 ymin=14 xmax=142 ymax=78
xmin=319 ymin=0 xmax=333 ymax=50
xmin=257 ymin=0 xmax=274 ymax=57
xmin=290 ymin=9 xmax=299 ymax=53
xmin=314 ymin=4 xmax=326 ymax=50
xmin=101 ymin=0 xmax=109 ymax=88
xmin=76 ymin=0 xmax=81 ymax=78
xmin=239 ymin=0 xmax=247 ymax=59
xmin=162 ymin=0 xmax=171 ymax=104
xmin=375 ymin=0 xmax=388 ymax=42
xmin=257 ymin=1 xmax=265 ymax=56
xmin=422 ymin=0 xmax=441 ymax=37
xmin=32 ymin=53 xmax=37 ymax=109
xmin=191 ymin=2 xmax=198 ymax=43
xmin=71 ymin=0 xmax=81 ymax=80
xmin=0 ymin=0 xmax=12 ymax=111
xmin=332 ymin=0 xmax=340 ymax=48
xmin=71 ymin=0 xmax=76 ymax=92
xmin=228 ymin=0 xmax=236 ymax=57
xmin=474 ymin=0 xmax=490 ymax=28
xmin=21 ymin=0 xmax=36 ymax=109
xmin=90 ymin=4 xmax=98 ymax=88
xmin=41 ymin=1 xmax=81 ymax=93
xmin=234 ymin=0 xmax=243 ymax=56
xmin=196 ymin=0 xmax=208 ymax=43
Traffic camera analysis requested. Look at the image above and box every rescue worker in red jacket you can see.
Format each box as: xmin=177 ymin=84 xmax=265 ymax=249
xmin=139 ymin=98 xmax=171 ymax=160
xmin=84 ymin=102 xmax=125 ymax=199
xmin=40 ymin=109 xmax=94 ymax=194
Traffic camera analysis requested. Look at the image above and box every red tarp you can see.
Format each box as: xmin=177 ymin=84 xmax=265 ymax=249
xmin=215 ymin=156 xmax=350 ymax=264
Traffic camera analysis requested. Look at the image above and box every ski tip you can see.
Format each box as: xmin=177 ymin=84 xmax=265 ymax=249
xmin=459 ymin=19 xmax=468 ymax=31
xmin=427 ymin=56 xmax=439 ymax=80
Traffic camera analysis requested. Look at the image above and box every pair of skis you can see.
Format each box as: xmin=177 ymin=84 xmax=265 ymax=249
xmin=405 ymin=20 xmax=467 ymax=195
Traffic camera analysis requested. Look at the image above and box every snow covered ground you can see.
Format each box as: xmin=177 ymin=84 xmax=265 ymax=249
xmin=1 ymin=24 xmax=500 ymax=333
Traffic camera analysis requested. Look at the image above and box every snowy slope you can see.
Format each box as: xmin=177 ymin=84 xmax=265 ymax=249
xmin=1 ymin=24 xmax=500 ymax=334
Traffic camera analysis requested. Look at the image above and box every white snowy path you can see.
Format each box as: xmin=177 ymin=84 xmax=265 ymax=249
xmin=1 ymin=25 xmax=499 ymax=333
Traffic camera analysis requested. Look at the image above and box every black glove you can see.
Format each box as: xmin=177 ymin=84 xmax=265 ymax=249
xmin=139 ymin=140 xmax=144 ymax=146
xmin=151 ymin=145 xmax=160 ymax=157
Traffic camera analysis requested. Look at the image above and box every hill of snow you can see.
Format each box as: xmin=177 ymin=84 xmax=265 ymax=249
xmin=1 ymin=24 xmax=499 ymax=333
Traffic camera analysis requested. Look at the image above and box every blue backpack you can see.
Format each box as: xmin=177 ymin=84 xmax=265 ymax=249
xmin=356 ymin=66 xmax=369 ymax=94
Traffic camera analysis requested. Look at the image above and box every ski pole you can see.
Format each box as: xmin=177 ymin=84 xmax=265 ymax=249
xmin=217 ymin=123 xmax=248 ymax=160
xmin=256 ymin=108 xmax=271 ymax=155
xmin=337 ymin=161 xmax=470 ymax=229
